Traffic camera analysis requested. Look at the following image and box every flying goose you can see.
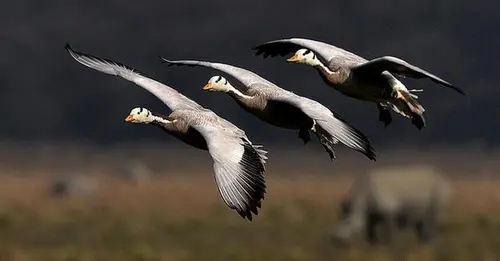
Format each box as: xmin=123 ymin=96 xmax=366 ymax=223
xmin=158 ymin=57 xmax=376 ymax=161
xmin=252 ymin=37 xmax=465 ymax=130
xmin=65 ymin=43 xmax=267 ymax=221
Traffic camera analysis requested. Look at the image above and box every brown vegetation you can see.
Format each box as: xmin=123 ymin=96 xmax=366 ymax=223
xmin=0 ymin=175 xmax=497 ymax=261
xmin=0 ymin=145 xmax=499 ymax=260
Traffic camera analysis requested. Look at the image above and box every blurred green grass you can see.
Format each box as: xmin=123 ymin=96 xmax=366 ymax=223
xmin=0 ymin=176 xmax=499 ymax=261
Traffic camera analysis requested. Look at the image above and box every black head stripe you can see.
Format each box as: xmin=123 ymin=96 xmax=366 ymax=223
xmin=224 ymin=78 xmax=228 ymax=85
xmin=303 ymin=49 xmax=311 ymax=56
xmin=312 ymin=53 xmax=316 ymax=59
xmin=215 ymin=76 xmax=222 ymax=83
xmin=139 ymin=108 xmax=143 ymax=113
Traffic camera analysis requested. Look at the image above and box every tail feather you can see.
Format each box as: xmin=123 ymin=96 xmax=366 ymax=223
xmin=390 ymin=90 xmax=426 ymax=119
xmin=398 ymin=90 xmax=425 ymax=114
xmin=248 ymin=143 xmax=268 ymax=168
xmin=408 ymin=89 xmax=424 ymax=99
xmin=391 ymin=79 xmax=425 ymax=115
xmin=390 ymin=90 xmax=427 ymax=130
xmin=390 ymin=80 xmax=427 ymax=129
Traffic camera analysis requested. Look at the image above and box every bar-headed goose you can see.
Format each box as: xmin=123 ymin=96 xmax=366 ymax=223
xmin=65 ymin=44 xmax=267 ymax=221
xmin=252 ymin=38 xmax=465 ymax=130
xmin=158 ymin=57 xmax=376 ymax=161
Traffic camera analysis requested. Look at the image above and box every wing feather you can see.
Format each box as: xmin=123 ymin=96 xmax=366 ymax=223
xmin=65 ymin=43 xmax=204 ymax=111
xmin=352 ymin=56 xmax=465 ymax=95
xmin=268 ymin=91 xmax=376 ymax=160
xmin=252 ymin=38 xmax=365 ymax=65
xmin=158 ymin=57 xmax=275 ymax=89
xmin=158 ymin=56 xmax=375 ymax=160
xmin=192 ymin=124 xmax=267 ymax=221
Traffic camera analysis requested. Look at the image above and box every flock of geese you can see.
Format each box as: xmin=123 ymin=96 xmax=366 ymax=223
xmin=65 ymin=37 xmax=465 ymax=221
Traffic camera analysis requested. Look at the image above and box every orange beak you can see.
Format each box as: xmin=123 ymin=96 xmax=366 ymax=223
xmin=203 ymin=82 xmax=213 ymax=90
xmin=287 ymin=55 xmax=300 ymax=62
xmin=124 ymin=114 xmax=134 ymax=122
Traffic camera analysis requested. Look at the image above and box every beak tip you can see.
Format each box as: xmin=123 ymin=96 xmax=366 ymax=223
xmin=124 ymin=115 xmax=134 ymax=122
xmin=202 ymin=84 xmax=212 ymax=91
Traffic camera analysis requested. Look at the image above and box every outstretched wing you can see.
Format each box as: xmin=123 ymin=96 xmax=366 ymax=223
xmin=65 ymin=43 xmax=205 ymax=111
xmin=252 ymin=38 xmax=364 ymax=65
xmin=191 ymin=123 xmax=268 ymax=221
xmin=352 ymin=56 xmax=465 ymax=95
xmin=268 ymin=91 xmax=376 ymax=161
xmin=158 ymin=57 xmax=276 ymax=90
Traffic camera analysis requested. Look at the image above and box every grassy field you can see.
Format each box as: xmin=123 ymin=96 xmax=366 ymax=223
xmin=0 ymin=174 xmax=499 ymax=261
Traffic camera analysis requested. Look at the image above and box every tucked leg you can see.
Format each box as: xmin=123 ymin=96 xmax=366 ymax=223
xmin=310 ymin=119 xmax=317 ymax=132
xmin=298 ymin=128 xmax=311 ymax=144
xmin=316 ymin=132 xmax=336 ymax=160
xmin=311 ymin=121 xmax=336 ymax=161
xmin=320 ymin=142 xmax=336 ymax=161
xmin=377 ymin=103 xmax=392 ymax=128
xmin=411 ymin=113 xmax=426 ymax=131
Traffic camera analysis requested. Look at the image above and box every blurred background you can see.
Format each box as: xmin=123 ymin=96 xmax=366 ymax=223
xmin=0 ymin=0 xmax=498 ymax=260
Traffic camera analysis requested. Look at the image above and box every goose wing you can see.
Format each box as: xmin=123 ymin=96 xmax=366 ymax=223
xmin=65 ymin=43 xmax=205 ymax=111
xmin=191 ymin=121 xmax=267 ymax=221
xmin=252 ymin=38 xmax=365 ymax=65
xmin=158 ymin=58 xmax=276 ymax=90
xmin=352 ymin=56 xmax=465 ymax=95
xmin=268 ymin=90 xmax=376 ymax=160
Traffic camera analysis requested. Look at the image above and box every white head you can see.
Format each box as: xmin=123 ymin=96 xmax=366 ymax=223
xmin=203 ymin=76 xmax=232 ymax=92
xmin=124 ymin=107 xmax=154 ymax=124
xmin=287 ymin=49 xmax=321 ymax=66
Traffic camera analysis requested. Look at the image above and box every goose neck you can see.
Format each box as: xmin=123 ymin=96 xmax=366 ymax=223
xmin=227 ymin=86 xmax=254 ymax=100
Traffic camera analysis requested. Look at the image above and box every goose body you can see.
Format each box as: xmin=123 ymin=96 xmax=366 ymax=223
xmin=142 ymin=110 xmax=209 ymax=150
xmin=65 ymin=44 xmax=267 ymax=221
xmin=253 ymin=38 xmax=465 ymax=130
xmin=159 ymin=58 xmax=376 ymax=161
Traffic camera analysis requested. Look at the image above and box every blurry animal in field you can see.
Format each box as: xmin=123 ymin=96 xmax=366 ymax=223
xmin=331 ymin=165 xmax=453 ymax=245
xmin=49 ymin=172 xmax=97 ymax=198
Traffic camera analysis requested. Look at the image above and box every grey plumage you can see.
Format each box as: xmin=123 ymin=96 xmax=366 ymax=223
xmin=331 ymin=165 xmax=453 ymax=244
xmin=65 ymin=43 xmax=267 ymax=221
xmin=159 ymin=58 xmax=376 ymax=161
xmin=253 ymin=37 xmax=465 ymax=130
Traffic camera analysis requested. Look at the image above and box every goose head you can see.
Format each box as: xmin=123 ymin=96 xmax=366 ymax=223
xmin=124 ymin=107 xmax=154 ymax=124
xmin=287 ymin=49 xmax=321 ymax=66
xmin=203 ymin=76 xmax=232 ymax=92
